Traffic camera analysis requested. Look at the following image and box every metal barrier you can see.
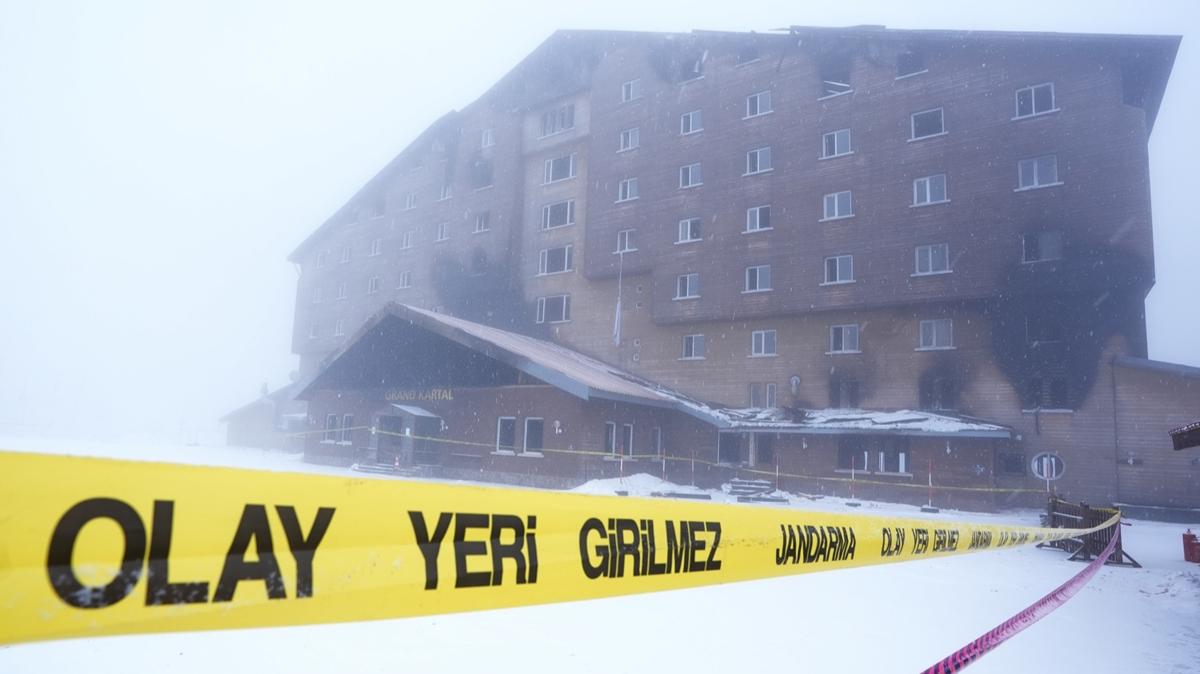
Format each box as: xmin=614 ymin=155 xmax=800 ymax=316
xmin=1039 ymin=497 xmax=1140 ymax=567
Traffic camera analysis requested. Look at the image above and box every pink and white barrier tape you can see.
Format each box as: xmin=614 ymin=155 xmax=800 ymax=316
xmin=919 ymin=527 xmax=1121 ymax=674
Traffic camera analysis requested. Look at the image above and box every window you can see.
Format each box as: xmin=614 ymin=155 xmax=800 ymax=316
xmin=470 ymin=249 xmax=488 ymax=276
xmin=369 ymin=238 xmax=382 ymax=256
xmin=366 ymin=276 xmax=381 ymax=294
xmin=736 ymin=45 xmax=761 ymax=65
xmin=404 ymin=192 xmax=416 ymax=210
xmin=1023 ymin=231 xmax=1064 ymax=262
xmin=397 ymin=271 xmax=412 ymax=289
xmin=830 ymin=379 xmax=860 ymax=408
xmin=915 ymin=244 xmax=951 ymax=275
xmin=617 ymin=177 xmax=639 ymax=201
xmin=920 ymin=376 xmax=958 ymax=411
xmin=471 ymin=158 xmax=493 ymax=189
xmin=652 ymin=427 xmax=664 ymax=456
xmin=1025 ymin=377 xmax=1070 ymax=409
xmin=536 ymin=295 xmax=571 ymax=323
xmin=745 ymin=90 xmax=772 ymax=118
xmin=913 ymin=174 xmax=948 ymax=205
xmin=819 ymin=56 xmax=852 ymax=97
xmin=1026 ymin=314 xmax=1064 ymax=344
xmin=681 ymin=334 xmax=705 ymax=359
xmin=1018 ymin=155 xmax=1059 ymax=189
xmin=822 ymin=129 xmax=852 ymax=158
xmin=621 ymin=424 xmax=634 ymax=457
xmin=621 ymin=79 xmax=641 ymax=102
xmin=829 ymin=324 xmax=860 ymax=353
xmin=618 ymin=127 xmax=640 ymax=152
xmin=322 ymin=413 xmax=339 ymax=442
xmin=541 ymin=200 xmax=575 ymax=229
xmin=879 ymin=439 xmax=909 ymax=474
xmin=369 ymin=197 xmax=386 ymax=218
xmin=679 ymin=163 xmax=702 ymax=188
xmin=896 ymin=51 xmax=926 ymax=78
xmin=340 ymin=414 xmax=354 ymax=444
xmin=496 ymin=417 xmax=517 ymax=452
xmin=439 ymin=183 xmax=452 ymax=201
xmin=400 ymin=231 xmax=414 ymax=249
xmin=474 ymin=211 xmax=490 ymax=233
xmin=677 ymin=217 xmax=701 ymax=243
xmin=333 ymin=319 xmax=345 ymax=337
xmin=751 ymin=329 xmax=777 ymax=357
xmin=824 ymin=255 xmax=854 ymax=284
xmin=312 ymin=286 xmax=323 ymax=304
xmin=523 ymin=418 xmax=544 ymax=453
xmin=1030 ymin=453 xmax=1064 ymax=481
xmin=675 ymin=273 xmax=700 ymax=299
xmin=1016 ymin=83 xmax=1056 ymax=118
xmin=435 ymin=222 xmax=449 ymax=242
xmin=745 ymin=265 xmax=771 ymax=292
xmin=680 ymin=109 xmax=702 ymax=135
xmin=543 ymin=154 xmax=576 ymax=183
xmin=999 ymin=452 xmax=1026 ymax=475
xmin=919 ymin=319 xmax=954 ymax=350
xmin=336 ymin=282 xmax=347 ymax=300
xmin=315 ymin=251 xmax=327 ymax=269
xmin=746 ymin=205 xmax=771 ymax=232
xmin=340 ymin=245 xmax=352 ymax=264
xmin=615 ymin=229 xmax=636 ymax=253
xmin=480 ymin=128 xmax=495 ymax=148
xmin=745 ymin=146 xmax=772 ymax=175
xmin=540 ymin=103 xmax=575 ymax=137
xmin=604 ymin=422 xmax=617 ymax=455
xmin=911 ymin=108 xmax=945 ymax=139
xmin=823 ymin=191 xmax=853 ymax=220
xmin=749 ymin=383 xmax=777 ymax=408
xmin=837 ymin=439 xmax=868 ymax=471
xmin=309 ymin=323 xmax=319 ymax=339
xmin=538 ymin=245 xmax=573 ymax=275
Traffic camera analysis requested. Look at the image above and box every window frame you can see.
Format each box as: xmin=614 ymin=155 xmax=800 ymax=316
xmin=679 ymin=162 xmax=703 ymax=189
xmin=1016 ymin=155 xmax=1061 ymax=190
xmin=745 ymin=205 xmax=772 ymax=233
xmin=535 ymin=294 xmax=571 ymax=324
xmin=543 ymin=153 xmax=577 ymax=184
xmin=540 ymin=199 xmax=575 ymax=230
xmin=538 ymin=244 xmax=574 ymax=275
xmin=539 ymin=103 xmax=576 ymax=138
xmin=473 ymin=211 xmax=490 ymax=233
xmin=435 ymin=222 xmax=449 ymax=242
xmin=744 ymin=264 xmax=772 ymax=293
xmin=399 ymin=231 xmax=414 ymax=250
xmin=680 ymin=109 xmax=703 ymax=135
xmin=339 ymin=414 xmax=354 ymax=445
xmin=823 ymin=255 xmax=855 ymax=285
xmin=1014 ymin=82 xmax=1057 ymax=119
xmin=750 ymin=329 xmax=777 ymax=357
xmin=397 ymin=270 xmax=412 ymax=289
xmin=821 ymin=129 xmax=852 ymax=159
xmin=745 ymin=90 xmax=773 ymax=118
xmin=914 ymin=243 xmax=952 ymax=276
xmin=677 ymin=217 xmax=701 ymax=244
xmin=918 ymin=318 xmax=955 ymax=351
xmin=621 ymin=79 xmax=641 ymax=103
xmin=681 ymin=334 xmax=705 ymax=360
xmin=618 ymin=127 xmax=640 ymax=152
xmin=366 ymin=275 xmax=381 ymax=294
xmin=745 ymin=146 xmax=773 ymax=175
xmin=480 ymin=128 xmax=495 ymax=148
xmin=1022 ymin=230 xmax=1065 ymax=263
xmin=322 ymin=413 xmax=339 ymax=442
xmin=617 ymin=177 xmax=640 ymax=202
xmin=522 ymin=418 xmax=545 ymax=455
xmin=604 ymin=421 xmax=618 ymax=455
xmin=675 ymin=273 xmax=700 ymax=300
xmin=828 ymin=324 xmax=861 ymax=354
xmin=912 ymin=174 xmax=949 ymax=206
xmin=615 ymin=229 xmax=636 ymax=254
xmin=368 ymin=238 xmax=383 ymax=256
xmin=821 ymin=191 xmax=854 ymax=221
xmin=909 ymin=107 xmax=946 ymax=141
xmin=495 ymin=417 xmax=517 ymax=453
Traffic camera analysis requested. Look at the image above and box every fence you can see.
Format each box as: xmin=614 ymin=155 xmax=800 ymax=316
xmin=1039 ymin=496 xmax=1140 ymax=567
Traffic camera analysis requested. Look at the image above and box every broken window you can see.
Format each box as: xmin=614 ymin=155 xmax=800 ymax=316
xmin=820 ymin=55 xmax=852 ymax=96
xmin=911 ymin=108 xmax=945 ymax=139
xmin=1022 ymin=230 xmax=1064 ymax=262
xmin=540 ymin=103 xmax=575 ymax=137
xmin=896 ymin=51 xmax=926 ymax=78
xmin=830 ymin=379 xmax=861 ymax=408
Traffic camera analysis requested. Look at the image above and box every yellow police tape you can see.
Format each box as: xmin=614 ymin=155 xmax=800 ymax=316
xmin=0 ymin=450 xmax=1118 ymax=645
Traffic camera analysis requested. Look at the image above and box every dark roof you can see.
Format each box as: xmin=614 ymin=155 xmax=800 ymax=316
xmin=219 ymin=382 xmax=303 ymax=422
xmin=297 ymin=303 xmax=1010 ymax=439
xmin=288 ymin=26 xmax=1179 ymax=262
xmin=1114 ymin=356 xmax=1200 ymax=380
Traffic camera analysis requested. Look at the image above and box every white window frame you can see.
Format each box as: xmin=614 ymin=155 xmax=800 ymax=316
xmin=404 ymin=192 xmax=416 ymax=210
xmin=621 ymin=79 xmax=641 ymax=103
xmin=1014 ymin=83 xmax=1057 ymax=119
xmin=336 ymin=282 xmax=347 ymax=300
xmin=543 ymin=154 xmax=577 ymax=184
xmin=918 ymin=318 xmax=955 ymax=350
xmin=538 ymin=245 xmax=574 ymax=275
xmin=912 ymin=174 xmax=949 ymax=206
xmin=745 ymin=205 xmax=772 ymax=232
xmin=617 ymin=177 xmax=639 ymax=202
xmin=495 ymin=417 xmax=517 ymax=453
xmin=603 ymin=421 xmax=618 ymax=455
xmin=677 ymin=217 xmax=701 ymax=244
xmin=474 ymin=211 xmax=490 ymax=233
xmin=366 ymin=276 xmax=381 ymax=294
xmin=828 ymin=324 xmax=861 ymax=354
xmin=535 ymin=295 xmax=571 ymax=324
xmin=823 ymin=255 xmax=854 ymax=285
xmin=540 ymin=200 xmax=575 ymax=230
xmin=397 ymin=271 xmax=413 ymax=289
xmin=439 ymin=183 xmax=452 ymax=201
xmin=312 ymin=286 xmax=323 ymax=304
xmin=618 ymin=127 xmax=640 ymax=152
xmin=369 ymin=238 xmax=383 ymax=256
xmin=621 ymin=423 xmax=634 ymax=457
xmin=340 ymin=414 xmax=354 ymax=445
xmin=1016 ymin=155 xmax=1061 ymax=190
xmin=435 ymin=222 xmax=449 ymax=242
xmin=914 ymin=243 xmax=952 ymax=276
xmin=340 ymin=245 xmax=352 ymax=264
xmin=539 ymin=104 xmax=575 ymax=138
xmin=315 ymin=251 xmax=327 ymax=269
xmin=745 ymin=90 xmax=772 ymax=118
xmin=400 ymin=231 xmax=414 ymax=250
xmin=821 ymin=129 xmax=852 ymax=159
xmin=751 ymin=329 xmax=777 ymax=357
xmin=681 ymin=334 xmax=705 ymax=360
xmin=822 ymin=191 xmax=854 ymax=221
xmin=910 ymin=107 xmax=945 ymax=141
xmin=522 ymin=418 xmax=545 ymax=455
xmin=745 ymin=146 xmax=772 ymax=175
xmin=744 ymin=265 xmax=772 ymax=293
xmin=679 ymin=163 xmax=702 ymax=189
xmin=309 ymin=323 xmax=319 ymax=339
xmin=333 ymin=318 xmax=345 ymax=337
xmin=615 ymin=229 xmax=636 ymax=254
xmin=480 ymin=128 xmax=495 ymax=148
xmin=680 ymin=109 xmax=703 ymax=135
xmin=322 ymin=413 xmax=339 ymax=442
xmin=675 ymin=273 xmax=700 ymax=300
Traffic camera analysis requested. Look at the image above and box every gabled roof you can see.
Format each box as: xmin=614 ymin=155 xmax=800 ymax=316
xmin=298 ymin=303 xmax=1011 ymax=439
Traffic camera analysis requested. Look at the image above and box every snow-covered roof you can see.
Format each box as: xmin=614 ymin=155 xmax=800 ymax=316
xmin=306 ymin=304 xmax=1010 ymax=439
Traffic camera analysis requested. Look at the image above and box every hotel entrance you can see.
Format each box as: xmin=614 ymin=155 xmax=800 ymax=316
xmin=374 ymin=404 xmax=443 ymax=467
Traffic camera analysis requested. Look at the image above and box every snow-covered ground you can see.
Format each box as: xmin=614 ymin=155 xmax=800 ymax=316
xmin=1 ymin=436 xmax=1197 ymax=673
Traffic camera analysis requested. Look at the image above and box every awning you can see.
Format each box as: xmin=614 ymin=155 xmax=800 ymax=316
xmin=391 ymin=404 xmax=441 ymax=418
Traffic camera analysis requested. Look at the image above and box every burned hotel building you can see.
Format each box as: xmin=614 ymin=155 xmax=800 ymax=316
xmin=271 ymin=26 xmax=1197 ymax=511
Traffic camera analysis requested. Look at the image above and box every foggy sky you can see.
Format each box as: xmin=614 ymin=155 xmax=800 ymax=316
xmin=0 ymin=0 xmax=1196 ymax=444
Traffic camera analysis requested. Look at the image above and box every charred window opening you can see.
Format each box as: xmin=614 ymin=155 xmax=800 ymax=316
xmin=998 ymin=452 xmax=1026 ymax=475
xmin=680 ymin=51 xmax=705 ymax=81
xmin=897 ymin=50 xmax=926 ymax=77
xmin=879 ymin=438 xmax=909 ymax=473
xmin=736 ymin=45 xmax=761 ymax=65
xmin=836 ymin=437 xmax=867 ymax=470
xmin=540 ymin=104 xmax=575 ymax=137
xmin=470 ymin=248 xmax=489 ymax=276
xmin=1022 ymin=230 xmax=1064 ymax=263
xmin=1026 ymin=313 xmax=1064 ymax=344
xmin=754 ymin=434 xmax=775 ymax=466
xmin=829 ymin=377 xmax=860 ymax=408
xmin=919 ymin=375 xmax=958 ymax=411
xmin=1024 ymin=375 xmax=1071 ymax=409
xmin=471 ymin=157 xmax=493 ymax=190
xmin=718 ymin=434 xmax=744 ymax=464
xmin=819 ymin=54 xmax=852 ymax=96
xmin=369 ymin=196 xmax=386 ymax=218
